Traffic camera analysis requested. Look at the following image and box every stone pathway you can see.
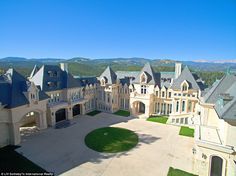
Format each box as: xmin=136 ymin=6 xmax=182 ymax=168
xmin=17 ymin=113 xmax=197 ymax=176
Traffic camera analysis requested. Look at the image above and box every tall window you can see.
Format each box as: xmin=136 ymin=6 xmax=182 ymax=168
xmin=176 ymin=101 xmax=179 ymax=112
xmin=162 ymin=91 xmax=165 ymax=97
xmin=141 ymin=85 xmax=147 ymax=94
xmin=168 ymin=92 xmax=171 ymax=98
xmin=188 ymin=101 xmax=192 ymax=112
xmin=182 ymin=101 xmax=185 ymax=112
xmin=163 ymin=103 xmax=166 ymax=114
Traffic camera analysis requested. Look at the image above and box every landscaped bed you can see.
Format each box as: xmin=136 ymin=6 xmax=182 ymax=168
xmin=85 ymin=127 xmax=138 ymax=153
xmin=179 ymin=126 xmax=195 ymax=137
xmin=0 ymin=145 xmax=47 ymax=173
xmin=147 ymin=116 xmax=168 ymax=124
xmin=113 ymin=110 xmax=130 ymax=117
xmin=86 ymin=110 xmax=101 ymax=116
xmin=167 ymin=167 xmax=197 ymax=176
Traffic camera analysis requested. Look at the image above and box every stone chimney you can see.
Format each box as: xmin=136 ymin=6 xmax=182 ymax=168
xmin=175 ymin=62 xmax=182 ymax=79
xmin=60 ymin=63 xmax=68 ymax=72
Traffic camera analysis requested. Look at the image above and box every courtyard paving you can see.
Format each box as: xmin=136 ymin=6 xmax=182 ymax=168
xmin=16 ymin=113 xmax=197 ymax=176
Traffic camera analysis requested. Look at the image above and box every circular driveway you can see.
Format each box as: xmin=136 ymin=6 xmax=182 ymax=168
xmin=17 ymin=112 xmax=196 ymax=176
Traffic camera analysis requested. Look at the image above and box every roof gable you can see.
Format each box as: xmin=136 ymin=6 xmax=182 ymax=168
xmin=134 ymin=63 xmax=159 ymax=85
xmin=99 ymin=66 xmax=117 ymax=84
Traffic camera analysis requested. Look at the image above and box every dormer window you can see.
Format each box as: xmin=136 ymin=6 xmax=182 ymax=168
xmin=48 ymin=70 xmax=58 ymax=77
xmin=140 ymin=73 xmax=147 ymax=83
xmin=182 ymin=85 xmax=187 ymax=91
xmin=181 ymin=81 xmax=189 ymax=91
xmin=31 ymin=93 xmax=35 ymax=99
xmin=100 ymin=77 xmax=106 ymax=86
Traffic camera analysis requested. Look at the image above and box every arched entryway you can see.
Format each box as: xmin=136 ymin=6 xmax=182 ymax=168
xmin=210 ymin=156 xmax=223 ymax=176
xmin=132 ymin=101 xmax=146 ymax=117
xmin=19 ymin=111 xmax=41 ymax=137
xmin=73 ymin=104 xmax=81 ymax=117
xmin=55 ymin=109 xmax=66 ymax=122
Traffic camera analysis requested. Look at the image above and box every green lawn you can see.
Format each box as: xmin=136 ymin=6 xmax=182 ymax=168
xmin=0 ymin=145 xmax=47 ymax=173
xmin=167 ymin=167 xmax=197 ymax=176
xmin=113 ymin=110 xmax=130 ymax=117
xmin=147 ymin=116 xmax=168 ymax=124
xmin=85 ymin=127 xmax=138 ymax=153
xmin=86 ymin=110 xmax=101 ymax=116
xmin=179 ymin=126 xmax=195 ymax=137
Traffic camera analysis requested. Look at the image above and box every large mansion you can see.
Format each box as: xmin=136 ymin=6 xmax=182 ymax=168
xmin=0 ymin=62 xmax=235 ymax=175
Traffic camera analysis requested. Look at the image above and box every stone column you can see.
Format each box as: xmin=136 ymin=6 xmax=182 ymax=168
xmin=81 ymin=104 xmax=86 ymax=115
xmin=9 ymin=122 xmax=20 ymax=145
xmin=39 ymin=111 xmax=47 ymax=129
xmin=145 ymin=103 xmax=150 ymax=117
xmin=49 ymin=110 xmax=56 ymax=126
xmin=67 ymin=107 xmax=73 ymax=120
xmin=172 ymin=100 xmax=176 ymax=114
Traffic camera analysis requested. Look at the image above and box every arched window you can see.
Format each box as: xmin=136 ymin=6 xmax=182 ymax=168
xmin=101 ymin=79 xmax=105 ymax=86
xmin=210 ymin=156 xmax=223 ymax=176
xmin=182 ymin=82 xmax=188 ymax=91
xmin=141 ymin=74 xmax=146 ymax=83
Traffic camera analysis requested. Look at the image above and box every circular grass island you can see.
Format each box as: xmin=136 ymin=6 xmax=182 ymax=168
xmin=85 ymin=127 xmax=138 ymax=153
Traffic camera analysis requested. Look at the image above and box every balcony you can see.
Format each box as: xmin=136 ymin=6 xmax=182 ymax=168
xmin=195 ymin=125 xmax=235 ymax=154
xmin=70 ymin=98 xmax=86 ymax=105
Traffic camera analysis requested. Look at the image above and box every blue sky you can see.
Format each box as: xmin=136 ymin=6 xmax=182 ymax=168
xmin=0 ymin=0 xmax=236 ymax=61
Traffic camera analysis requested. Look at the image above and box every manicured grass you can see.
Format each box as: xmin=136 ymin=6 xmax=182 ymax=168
xmin=85 ymin=127 xmax=138 ymax=153
xmin=0 ymin=145 xmax=47 ymax=173
xmin=167 ymin=167 xmax=197 ymax=176
xmin=114 ymin=110 xmax=130 ymax=117
xmin=179 ymin=126 xmax=195 ymax=137
xmin=147 ymin=116 xmax=168 ymax=124
xmin=86 ymin=110 xmax=101 ymax=116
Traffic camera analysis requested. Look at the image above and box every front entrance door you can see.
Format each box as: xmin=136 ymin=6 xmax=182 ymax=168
xmin=210 ymin=156 xmax=223 ymax=176
xmin=139 ymin=102 xmax=145 ymax=113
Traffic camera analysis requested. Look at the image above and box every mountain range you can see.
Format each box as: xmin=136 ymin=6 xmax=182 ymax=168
xmin=1 ymin=57 xmax=236 ymax=72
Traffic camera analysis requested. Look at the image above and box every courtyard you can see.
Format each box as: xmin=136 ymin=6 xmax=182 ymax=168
xmin=16 ymin=113 xmax=197 ymax=176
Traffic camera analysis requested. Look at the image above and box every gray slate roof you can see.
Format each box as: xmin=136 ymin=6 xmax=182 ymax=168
xmin=77 ymin=77 xmax=98 ymax=86
xmin=99 ymin=66 xmax=117 ymax=84
xmin=116 ymin=71 xmax=139 ymax=79
xmin=30 ymin=65 xmax=82 ymax=92
xmin=170 ymin=66 xmax=201 ymax=90
xmin=0 ymin=68 xmax=48 ymax=109
xmin=204 ymin=74 xmax=236 ymax=121
xmin=203 ymin=74 xmax=236 ymax=103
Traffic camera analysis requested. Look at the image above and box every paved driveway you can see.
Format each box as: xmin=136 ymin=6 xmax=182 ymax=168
xmin=17 ymin=113 xmax=197 ymax=176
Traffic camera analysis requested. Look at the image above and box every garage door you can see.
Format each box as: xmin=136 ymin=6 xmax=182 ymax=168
xmin=73 ymin=104 xmax=81 ymax=117
xmin=55 ymin=109 xmax=66 ymax=122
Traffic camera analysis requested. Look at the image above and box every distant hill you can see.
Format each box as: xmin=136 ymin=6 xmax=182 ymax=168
xmin=0 ymin=57 xmax=28 ymax=62
xmin=1 ymin=57 xmax=236 ymax=72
